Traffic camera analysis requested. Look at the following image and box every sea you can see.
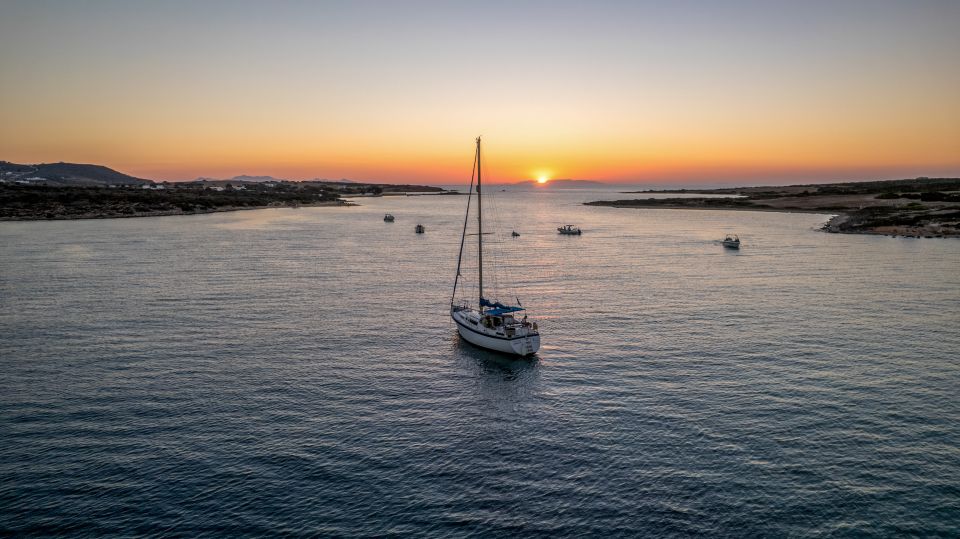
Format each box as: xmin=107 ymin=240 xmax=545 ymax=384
xmin=1 ymin=186 xmax=958 ymax=537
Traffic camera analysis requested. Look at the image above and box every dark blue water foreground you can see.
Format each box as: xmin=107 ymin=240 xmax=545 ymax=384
xmin=2 ymin=189 xmax=959 ymax=536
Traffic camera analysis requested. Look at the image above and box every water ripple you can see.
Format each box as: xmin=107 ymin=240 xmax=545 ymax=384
xmin=2 ymin=192 xmax=959 ymax=536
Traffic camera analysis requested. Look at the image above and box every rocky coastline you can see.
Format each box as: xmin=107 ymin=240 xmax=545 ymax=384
xmin=585 ymin=178 xmax=960 ymax=238
xmin=0 ymin=181 xmax=445 ymax=221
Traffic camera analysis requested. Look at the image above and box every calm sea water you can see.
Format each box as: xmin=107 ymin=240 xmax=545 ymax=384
xmin=2 ymin=188 xmax=958 ymax=537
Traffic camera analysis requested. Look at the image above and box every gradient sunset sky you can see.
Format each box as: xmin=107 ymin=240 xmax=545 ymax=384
xmin=1 ymin=0 xmax=958 ymax=184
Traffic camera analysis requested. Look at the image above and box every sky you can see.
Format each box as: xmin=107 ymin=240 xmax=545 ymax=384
xmin=1 ymin=0 xmax=958 ymax=185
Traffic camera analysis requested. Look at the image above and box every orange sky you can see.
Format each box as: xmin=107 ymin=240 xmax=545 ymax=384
xmin=1 ymin=1 xmax=958 ymax=184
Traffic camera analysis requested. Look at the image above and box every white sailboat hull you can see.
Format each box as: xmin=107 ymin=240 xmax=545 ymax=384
xmin=451 ymin=309 xmax=540 ymax=356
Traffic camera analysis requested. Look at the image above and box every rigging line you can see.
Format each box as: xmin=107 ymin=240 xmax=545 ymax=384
xmin=482 ymin=164 xmax=499 ymax=299
xmin=491 ymin=190 xmax=508 ymax=298
xmin=451 ymin=139 xmax=478 ymax=306
xmin=493 ymin=182 xmax=515 ymax=303
xmin=487 ymin=178 xmax=509 ymax=301
xmin=480 ymin=149 xmax=502 ymax=299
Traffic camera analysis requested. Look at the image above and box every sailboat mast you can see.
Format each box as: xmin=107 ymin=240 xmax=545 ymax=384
xmin=476 ymin=136 xmax=484 ymax=312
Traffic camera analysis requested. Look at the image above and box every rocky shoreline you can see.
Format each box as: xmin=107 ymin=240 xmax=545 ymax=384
xmin=0 ymin=181 xmax=444 ymax=221
xmin=0 ymin=200 xmax=352 ymax=221
xmin=585 ymin=178 xmax=960 ymax=238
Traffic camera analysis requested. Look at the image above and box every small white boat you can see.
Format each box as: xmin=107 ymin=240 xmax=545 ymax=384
xmin=722 ymin=234 xmax=740 ymax=249
xmin=558 ymin=224 xmax=582 ymax=235
xmin=384 ymin=214 xmax=395 ymax=222
xmin=415 ymin=224 xmax=425 ymax=233
xmin=451 ymin=137 xmax=540 ymax=356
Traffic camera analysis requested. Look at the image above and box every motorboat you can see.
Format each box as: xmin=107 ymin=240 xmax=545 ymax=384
xmin=722 ymin=234 xmax=740 ymax=249
xmin=415 ymin=224 xmax=425 ymax=233
xmin=511 ymin=231 xmax=520 ymax=237
xmin=384 ymin=214 xmax=395 ymax=222
xmin=558 ymin=224 xmax=582 ymax=235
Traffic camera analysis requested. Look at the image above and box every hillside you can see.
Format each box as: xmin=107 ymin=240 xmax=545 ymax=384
xmin=0 ymin=161 xmax=151 ymax=186
xmin=0 ymin=182 xmax=344 ymax=220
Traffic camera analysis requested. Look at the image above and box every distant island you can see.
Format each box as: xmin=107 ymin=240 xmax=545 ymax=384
xmin=585 ymin=178 xmax=960 ymax=237
xmin=192 ymin=174 xmax=358 ymax=184
xmin=0 ymin=161 xmax=447 ymax=220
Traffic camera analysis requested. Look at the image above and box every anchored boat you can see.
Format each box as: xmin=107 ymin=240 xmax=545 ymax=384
xmin=450 ymin=137 xmax=540 ymax=356
xmin=722 ymin=234 xmax=740 ymax=249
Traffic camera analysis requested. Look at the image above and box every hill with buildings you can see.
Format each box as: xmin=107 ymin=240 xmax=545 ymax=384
xmin=0 ymin=161 xmax=151 ymax=186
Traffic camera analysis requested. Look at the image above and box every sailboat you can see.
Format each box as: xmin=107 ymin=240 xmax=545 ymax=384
xmin=451 ymin=137 xmax=541 ymax=356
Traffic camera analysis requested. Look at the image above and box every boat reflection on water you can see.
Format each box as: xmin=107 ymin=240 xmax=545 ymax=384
xmin=452 ymin=335 xmax=540 ymax=379
xmin=454 ymin=335 xmax=539 ymax=372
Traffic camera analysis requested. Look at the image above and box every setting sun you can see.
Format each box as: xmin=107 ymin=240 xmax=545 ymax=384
xmin=537 ymin=176 xmax=549 ymax=184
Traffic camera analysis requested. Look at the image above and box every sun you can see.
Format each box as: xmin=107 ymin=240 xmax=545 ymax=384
xmin=537 ymin=175 xmax=549 ymax=184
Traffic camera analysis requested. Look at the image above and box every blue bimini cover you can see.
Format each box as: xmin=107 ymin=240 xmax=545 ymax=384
xmin=485 ymin=307 xmax=524 ymax=315
xmin=480 ymin=298 xmax=524 ymax=315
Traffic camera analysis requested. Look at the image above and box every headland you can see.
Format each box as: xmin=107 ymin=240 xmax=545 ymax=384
xmin=0 ymin=161 xmax=448 ymax=221
xmin=585 ymin=178 xmax=960 ymax=237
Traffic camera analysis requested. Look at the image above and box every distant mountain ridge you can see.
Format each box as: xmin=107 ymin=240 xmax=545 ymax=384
xmin=510 ymin=179 xmax=604 ymax=189
xmin=191 ymin=175 xmax=282 ymax=183
xmin=192 ymin=175 xmax=356 ymax=184
xmin=0 ymin=161 xmax=151 ymax=186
